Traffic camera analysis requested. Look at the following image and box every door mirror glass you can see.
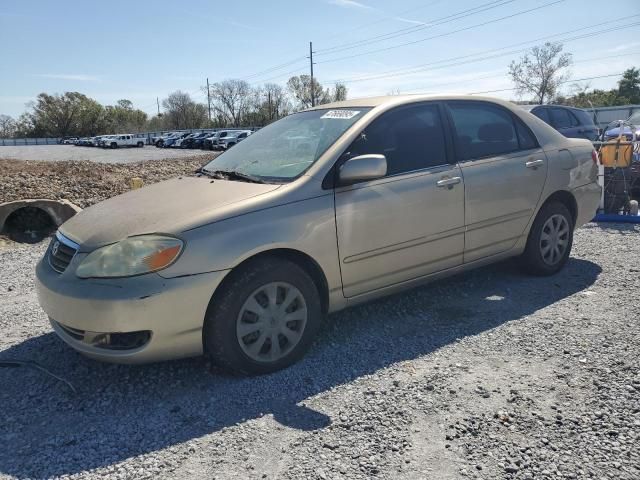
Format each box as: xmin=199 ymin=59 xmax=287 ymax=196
xmin=338 ymin=154 xmax=387 ymax=185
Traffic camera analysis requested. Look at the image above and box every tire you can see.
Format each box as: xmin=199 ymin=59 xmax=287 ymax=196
xmin=204 ymin=257 xmax=322 ymax=375
xmin=137 ymin=141 xmax=144 ymax=148
xmin=520 ymin=201 xmax=574 ymax=276
xmin=110 ymin=142 xmax=117 ymax=149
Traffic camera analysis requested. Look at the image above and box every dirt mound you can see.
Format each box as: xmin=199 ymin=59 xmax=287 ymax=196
xmin=0 ymin=155 xmax=218 ymax=208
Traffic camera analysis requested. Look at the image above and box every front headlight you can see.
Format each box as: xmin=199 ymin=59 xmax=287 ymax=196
xmin=76 ymin=235 xmax=183 ymax=278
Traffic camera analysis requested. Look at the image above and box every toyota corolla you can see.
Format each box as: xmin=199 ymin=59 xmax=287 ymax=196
xmin=36 ymin=95 xmax=601 ymax=374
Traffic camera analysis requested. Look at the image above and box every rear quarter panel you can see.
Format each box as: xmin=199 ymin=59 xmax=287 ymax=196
xmin=540 ymin=137 xmax=599 ymax=227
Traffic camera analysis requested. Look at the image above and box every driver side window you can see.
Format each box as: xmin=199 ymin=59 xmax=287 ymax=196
xmin=346 ymin=103 xmax=448 ymax=176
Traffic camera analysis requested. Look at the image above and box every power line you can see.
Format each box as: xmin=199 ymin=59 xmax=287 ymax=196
xmin=468 ymin=72 xmax=626 ymax=95
xmin=320 ymin=0 xmax=444 ymax=45
xmin=397 ymin=53 xmax=639 ymax=94
xmin=316 ymin=0 xmax=516 ymax=56
xmin=242 ymin=56 xmax=308 ymax=81
xmin=323 ymin=17 xmax=640 ymax=85
xmin=316 ymin=0 xmax=565 ymax=65
xmin=200 ymin=0 xmax=518 ymax=86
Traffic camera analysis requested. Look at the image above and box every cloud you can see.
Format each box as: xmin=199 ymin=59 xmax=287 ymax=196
xmin=225 ymin=20 xmax=257 ymax=30
xmin=33 ymin=74 xmax=100 ymax=82
xmin=608 ymin=41 xmax=640 ymax=53
xmin=394 ymin=16 xmax=426 ymax=25
xmin=328 ymin=0 xmax=371 ymax=9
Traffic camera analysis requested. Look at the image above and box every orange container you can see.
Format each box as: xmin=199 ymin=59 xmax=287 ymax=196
xmin=599 ymin=138 xmax=633 ymax=167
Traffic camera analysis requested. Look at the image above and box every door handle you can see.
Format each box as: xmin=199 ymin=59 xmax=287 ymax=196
xmin=437 ymin=176 xmax=461 ymax=188
xmin=526 ymin=159 xmax=544 ymax=169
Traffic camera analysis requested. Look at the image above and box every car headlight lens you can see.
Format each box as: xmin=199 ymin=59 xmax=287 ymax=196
xmin=76 ymin=235 xmax=183 ymax=278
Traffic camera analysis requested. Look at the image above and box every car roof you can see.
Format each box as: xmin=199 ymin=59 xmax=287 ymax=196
xmin=520 ymin=104 xmax=587 ymax=113
xmin=306 ymin=94 xmax=525 ymax=111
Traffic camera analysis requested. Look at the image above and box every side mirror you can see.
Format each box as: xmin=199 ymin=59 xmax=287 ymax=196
xmin=338 ymin=154 xmax=387 ymax=186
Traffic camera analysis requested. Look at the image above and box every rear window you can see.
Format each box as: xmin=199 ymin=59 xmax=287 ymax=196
xmin=447 ymin=102 xmax=520 ymax=161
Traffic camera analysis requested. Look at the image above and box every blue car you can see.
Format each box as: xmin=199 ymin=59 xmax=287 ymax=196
xmin=522 ymin=104 xmax=600 ymax=141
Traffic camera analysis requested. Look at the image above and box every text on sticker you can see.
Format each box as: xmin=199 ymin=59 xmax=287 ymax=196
xmin=321 ymin=110 xmax=361 ymax=120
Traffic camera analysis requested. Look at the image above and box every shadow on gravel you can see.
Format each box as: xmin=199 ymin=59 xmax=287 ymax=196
xmin=0 ymin=257 xmax=601 ymax=478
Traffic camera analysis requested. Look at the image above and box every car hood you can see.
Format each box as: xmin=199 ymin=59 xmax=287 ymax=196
xmin=60 ymin=176 xmax=281 ymax=250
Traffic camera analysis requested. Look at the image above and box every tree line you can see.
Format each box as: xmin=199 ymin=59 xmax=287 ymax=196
xmin=0 ymin=76 xmax=348 ymax=139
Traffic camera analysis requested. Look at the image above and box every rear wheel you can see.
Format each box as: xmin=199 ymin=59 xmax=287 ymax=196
xmin=204 ymin=257 xmax=322 ymax=375
xmin=520 ymin=201 xmax=574 ymax=276
xmin=110 ymin=142 xmax=117 ymax=149
xmin=137 ymin=141 xmax=144 ymax=147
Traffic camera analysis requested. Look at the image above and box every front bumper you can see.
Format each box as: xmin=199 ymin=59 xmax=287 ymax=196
xmin=35 ymin=257 xmax=229 ymax=364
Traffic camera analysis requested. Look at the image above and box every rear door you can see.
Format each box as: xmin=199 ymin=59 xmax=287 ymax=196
xmin=445 ymin=101 xmax=548 ymax=263
xmin=334 ymin=102 xmax=465 ymax=297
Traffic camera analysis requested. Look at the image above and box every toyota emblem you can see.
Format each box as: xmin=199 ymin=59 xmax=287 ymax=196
xmin=51 ymin=240 xmax=60 ymax=256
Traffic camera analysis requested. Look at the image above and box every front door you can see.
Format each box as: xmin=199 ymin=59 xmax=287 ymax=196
xmin=445 ymin=101 xmax=548 ymax=263
xmin=334 ymin=103 xmax=465 ymax=298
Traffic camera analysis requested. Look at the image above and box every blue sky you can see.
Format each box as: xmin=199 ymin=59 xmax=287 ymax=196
xmin=1 ymin=0 xmax=638 ymax=117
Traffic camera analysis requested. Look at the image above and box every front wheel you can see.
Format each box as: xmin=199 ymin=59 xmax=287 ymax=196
xmin=204 ymin=258 xmax=322 ymax=375
xmin=520 ymin=201 xmax=574 ymax=276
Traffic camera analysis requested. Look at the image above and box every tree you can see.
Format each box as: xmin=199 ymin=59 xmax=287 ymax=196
xmin=618 ymin=67 xmax=640 ymax=104
xmin=103 ymin=100 xmax=147 ymax=133
xmin=0 ymin=114 xmax=16 ymax=138
xmin=25 ymin=92 xmax=106 ymax=137
xmin=332 ymin=82 xmax=348 ymax=102
xmin=208 ymin=79 xmax=253 ymax=126
xmin=508 ymin=43 xmax=572 ymax=104
xmin=554 ymin=69 xmax=639 ymax=108
xmin=287 ymin=75 xmax=331 ymax=109
xmin=161 ymin=91 xmax=207 ymax=129
xmin=261 ymin=83 xmax=291 ymax=121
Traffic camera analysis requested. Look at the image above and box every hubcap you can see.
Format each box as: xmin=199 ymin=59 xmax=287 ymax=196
xmin=540 ymin=214 xmax=570 ymax=265
xmin=236 ymin=282 xmax=307 ymax=363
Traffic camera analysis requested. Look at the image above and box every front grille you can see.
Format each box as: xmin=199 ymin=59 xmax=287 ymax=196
xmin=48 ymin=233 xmax=78 ymax=273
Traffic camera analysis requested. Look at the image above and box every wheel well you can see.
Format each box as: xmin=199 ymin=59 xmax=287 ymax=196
xmin=541 ymin=190 xmax=578 ymax=224
xmin=221 ymin=249 xmax=330 ymax=314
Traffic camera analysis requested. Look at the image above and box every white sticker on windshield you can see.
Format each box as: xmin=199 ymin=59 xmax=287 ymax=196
xmin=321 ymin=110 xmax=361 ymax=120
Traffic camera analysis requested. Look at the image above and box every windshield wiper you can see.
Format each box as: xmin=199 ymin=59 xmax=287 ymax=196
xmin=201 ymin=169 xmax=265 ymax=184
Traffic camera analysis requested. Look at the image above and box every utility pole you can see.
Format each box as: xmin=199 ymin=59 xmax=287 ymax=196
xmin=267 ymin=90 xmax=272 ymax=120
xmin=309 ymin=41 xmax=315 ymax=107
xmin=156 ymin=97 xmax=160 ymax=116
xmin=206 ymin=78 xmax=212 ymax=123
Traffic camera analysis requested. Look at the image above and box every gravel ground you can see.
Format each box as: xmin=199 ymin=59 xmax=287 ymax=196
xmin=0 ymin=145 xmax=212 ymax=164
xmin=0 ymin=223 xmax=638 ymax=480
xmin=0 ymin=156 xmax=218 ymax=209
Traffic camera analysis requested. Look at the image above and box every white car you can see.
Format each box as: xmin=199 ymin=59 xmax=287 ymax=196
xmin=218 ymin=130 xmax=252 ymax=150
xmin=103 ymin=134 xmax=145 ymax=149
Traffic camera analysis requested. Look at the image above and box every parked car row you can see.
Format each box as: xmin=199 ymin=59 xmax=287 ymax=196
xmin=70 ymin=134 xmax=145 ymax=148
xmin=154 ymin=130 xmax=252 ymax=150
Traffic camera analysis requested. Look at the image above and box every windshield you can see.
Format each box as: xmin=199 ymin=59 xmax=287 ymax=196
xmin=203 ymin=107 xmax=370 ymax=181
